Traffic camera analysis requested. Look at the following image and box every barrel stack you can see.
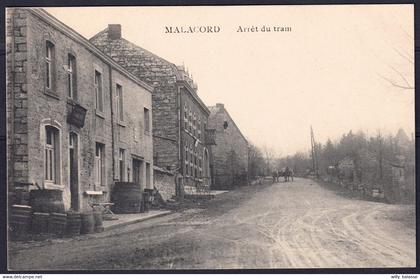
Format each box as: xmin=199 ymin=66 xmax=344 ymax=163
xmin=80 ymin=211 xmax=95 ymax=234
xmin=9 ymin=205 xmax=32 ymax=240
xmin=31 ymin=212 xmax=49 ymax=234
xmin=66 ymin=211 xmax=81 ymax=237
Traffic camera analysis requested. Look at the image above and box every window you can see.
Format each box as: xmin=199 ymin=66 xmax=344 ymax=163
xmin=185 ymin=144 xmax=189 ymax=176
xmin=185 ymin=144 xmax=188 ymax=162
xmin=95 ymin=143 xmax=105 ymax=186
xmin=184 ymin=105 xmax=188 ymax=130
xmin=119 ymin=149 xmax=125 ymax=181
xmin=45 ymin=41 xmax=54 ymax=90
xmin=116 ymin=84 xmax=124 ymax=122
xmin=144 ymin=108 xmax=150 ymax=133
xmin=193 ymin=113 xmax=196 ymax=136
xmin=198 ymin=118 xmax=201 ymax=139
xmin=198 ymin=155 xmax=202 ymax=177
xmin=146 ymin=163 xmax=151 ymax=188
xmin=190 ymin=143 xmax=194 ymax=163
xmin=69 ymin=133 xmax=75 ymax=149
xmin=94 ymin=71 xmax=103 ymax=113
xmin=45 ymin=126 xmax=60 ymax=183
xmin=67 ymin=54 xmax=76 ymax=99
xmin=133 ymin=126 xmax=138 ymax=142
xmin=189 ymin=110 xmax=192 ymax=132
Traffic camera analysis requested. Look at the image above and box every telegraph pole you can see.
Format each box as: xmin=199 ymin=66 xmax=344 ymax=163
xmin=310 ymin=126 xmax=319 ymax=176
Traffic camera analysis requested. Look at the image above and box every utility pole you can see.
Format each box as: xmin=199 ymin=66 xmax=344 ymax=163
xmin=310 ymin=126 xmax=319 ymax=177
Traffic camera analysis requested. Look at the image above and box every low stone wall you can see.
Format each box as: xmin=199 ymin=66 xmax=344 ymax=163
xmin=153 ymin=167 xmax=175 ymax=201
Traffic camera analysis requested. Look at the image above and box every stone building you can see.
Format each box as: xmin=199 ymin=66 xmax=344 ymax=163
xmin=208 ymin=103 xmax=249 ymax=190
xmin=6 ymin=8 xmax=154 ymax=211
xmin=90 ymin=25 xmax=212 ymax=189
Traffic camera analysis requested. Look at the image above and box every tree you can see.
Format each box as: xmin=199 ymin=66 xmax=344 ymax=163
xmin=248 ymin=143 xmax=265 ymax=178
xmin=261 ymin=145 xmax=277 ymax=175
xmin=378 ymin=30 xmax=414 ymax=90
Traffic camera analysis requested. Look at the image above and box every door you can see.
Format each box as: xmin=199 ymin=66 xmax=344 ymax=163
xmin=132 ymin=159 xmax=142 ymax=186
xmin=69 ymin=133 xmax=79 ymax=211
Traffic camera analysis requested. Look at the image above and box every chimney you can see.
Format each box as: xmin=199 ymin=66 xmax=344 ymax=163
xmin=108 ymin=24 xmax=121 ymax=40
xmin=216 ymin=103 xmax=224 ymax=109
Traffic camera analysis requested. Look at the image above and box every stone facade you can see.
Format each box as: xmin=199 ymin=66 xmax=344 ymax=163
xmin=153 ymin=167 xmax=175 ymax=201
xmin=90 ymin=26 xmax=212 ymax=190
xmin=208 ymin=104 xmax=249 ymax=189
xmin=6 ymin=8 xmax=154 ymax=212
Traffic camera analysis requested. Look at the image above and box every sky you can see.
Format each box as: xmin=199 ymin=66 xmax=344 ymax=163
xmin=44 ymin=5 xmax=414 ymax=156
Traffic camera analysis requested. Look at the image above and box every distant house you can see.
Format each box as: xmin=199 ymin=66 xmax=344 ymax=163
xmin=337 ymin=156 xmax=355 ymax=181
xmin=208 ymin=103 xmax=248 ymax=189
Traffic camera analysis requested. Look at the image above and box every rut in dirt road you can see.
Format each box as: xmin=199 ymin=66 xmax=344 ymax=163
xmin=200 ymin=178 xmax=415 ymax=269
xmin=8 ymin=178 xmax=415 ymax=270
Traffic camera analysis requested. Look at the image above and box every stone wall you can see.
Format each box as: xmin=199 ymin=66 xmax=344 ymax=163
xmin=153 ymin=167 xmax=175 ymax=201
xmin=208 ymin=104 xmax=248 ymax=189
xmin=6 ymin=9 xmax=29 ymax=196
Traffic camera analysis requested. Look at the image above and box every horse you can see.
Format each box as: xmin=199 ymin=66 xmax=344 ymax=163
xmin=289 ymin=168 xmax=294 ymax=182
xmin=284 ymin=167 xmax=294 ymax=182
xmin=272 ymin=170 xmax=279 ymax=183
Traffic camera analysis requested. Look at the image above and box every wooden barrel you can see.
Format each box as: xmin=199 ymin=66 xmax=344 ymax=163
xmin=93 ymin=210 xmax=104 ymax=233
xmin=80 ymin=212 xmax=95 ymax=234
xmin=9 ymin=205 xmax=32 ymax=240
xmin=111 ymin=182 xmax=142 ymax=213
xmin=29 ymin=189 xmax=65 ymax=213
xmin=31 ymin=212 xmax=50 ymax=234
xmin=66 ymin=211 xmax=81 ymax=237
xmin=49 ymin=213 xmax=67 ymax=237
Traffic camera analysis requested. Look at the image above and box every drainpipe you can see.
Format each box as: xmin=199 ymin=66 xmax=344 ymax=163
xmin=9 ymin=9 xmax=16 ymax=200
xmin=177 ymin=85 xmax=182 ymax=168
xmin=108 ymin=65 xmax=115 ymax=183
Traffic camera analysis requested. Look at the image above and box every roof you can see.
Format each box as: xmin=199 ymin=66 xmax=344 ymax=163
xmin=207 ymin=104 xmax=248 ymax=144
xmin=27 ymin=8 xmax=154 ymax=93
xmin=89 ymin=26 xmax=210 ymax=115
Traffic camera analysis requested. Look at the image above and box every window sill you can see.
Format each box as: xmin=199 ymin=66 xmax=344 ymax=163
xmin=44 ymin=90 xmax=60 ymax=100
xmin=95 ymin=111 xmax=105 ymax=119
xmin=43 ymin=183 xmax=65 ymax=190
xmin=117 ymin=121 xmax=126 ymax=127
xmin=84 ymin=190 xmax=103 ymax=196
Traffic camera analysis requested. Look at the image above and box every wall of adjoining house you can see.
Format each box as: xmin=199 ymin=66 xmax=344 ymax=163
xmin=208 ymin=104 xmax=248 ymax=189
xmin=90 ymin=29 xmax=181 ymax=170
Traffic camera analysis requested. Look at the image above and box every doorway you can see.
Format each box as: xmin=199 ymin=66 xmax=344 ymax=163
xmin=132 ymin=159 xmax=143 ymax=186
xmin=69 ymin=132 xmax=79 ymax=211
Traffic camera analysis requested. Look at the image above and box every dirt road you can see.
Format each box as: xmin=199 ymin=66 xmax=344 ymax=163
xmin=8 ymin=178 xmax=415 ymax=270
